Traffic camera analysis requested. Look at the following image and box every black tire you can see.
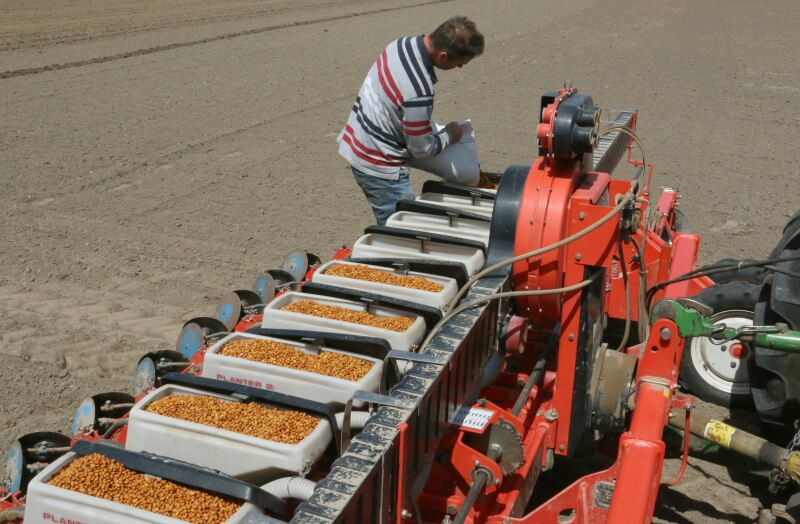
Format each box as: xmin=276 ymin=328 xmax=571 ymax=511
xmin=3 ymin=432 xmax=71 ymax=495
xmin=679 ymin=281 xmax=759 ymax=407
xmin=0 ymin=507 xmax=25 ymax=522
xmin=751 ymin=209 xmax=800 ymax=437
xmin=672 ymin=208 xmax=690 ymax=233
xmin=132 ymin=350 xmax=189 ymax=397
xmin=705 ymin=258 xmax=768 ymax=286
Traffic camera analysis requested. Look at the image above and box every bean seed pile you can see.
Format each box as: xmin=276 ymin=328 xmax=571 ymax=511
xmin=49 ymin=454 xmax=240 ymax=524
xmin=220 ymin=339 xmax=373 ymax=381
xmin=478 ymin=171 xmax=500 ymax=190
xmin=146 ymin=395 xmax=319 ymax=444
xmin=325 ymin=263 xmax=443 ymax=292
xmin=282 ymin=300 xmax=414 ymax=332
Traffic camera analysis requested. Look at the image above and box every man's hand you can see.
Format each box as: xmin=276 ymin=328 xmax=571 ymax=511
xmin=444 ymin=121 xmax=464 ymax=144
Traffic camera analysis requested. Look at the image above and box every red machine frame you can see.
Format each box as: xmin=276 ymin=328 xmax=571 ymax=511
xmin=413 ymin=88 xmax=709 ymax=523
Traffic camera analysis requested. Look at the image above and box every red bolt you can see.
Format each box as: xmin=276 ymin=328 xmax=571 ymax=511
xmin=729 ymin=343 xmax=748 ymax=359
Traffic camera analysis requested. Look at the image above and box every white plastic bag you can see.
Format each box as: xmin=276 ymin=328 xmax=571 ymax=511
xmin=408 ymin=120 xmax=480 ymax=186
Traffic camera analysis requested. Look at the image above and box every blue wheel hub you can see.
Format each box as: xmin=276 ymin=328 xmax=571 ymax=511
xmin=133 ymin=357 xmax=157 ymax=397
xmin=177 ymin=325 xmax=203 ymax=359
xmin=72 ymin=397 xmax=97 ymax=436
xmin=218 ymin=302 xmax=235 ymax=324
xmin=283 ymin=250 xmax=308 ymax=282
xmin=216 ymin=292 xmax=244 ymax=331
xmin=2 ymin=440 xmax=24 ymax=493
xmin=254 ymin=275 xmax=275 ymax=303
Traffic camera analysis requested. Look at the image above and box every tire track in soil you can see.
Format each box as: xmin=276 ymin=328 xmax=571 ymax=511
xmin=0 ymin=282 xmax=182 ymax=374
xmin=0 ymin=0 xmax=455 ymax=80
xmin=0 ymin=280 xmax=186 ymax=459
xmin=0 ymin=0 xmax=359 ymax=51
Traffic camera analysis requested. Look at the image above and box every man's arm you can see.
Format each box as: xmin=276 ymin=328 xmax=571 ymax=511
xmin=402 ymin=96 xmax=462 ymax=159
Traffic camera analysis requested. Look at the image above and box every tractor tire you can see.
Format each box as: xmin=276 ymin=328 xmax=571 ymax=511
xmin=679 ymin=281 xmax=759 ymax=407
xmin=751 ymin=209 xmax=800 ymax=438
xmin=706 ymin=258 xmax=768 ymax=286
xmin=672 ymin=208 xmax=690 ymax=233
xmin=0 ymin=508 xmax=25 ymax=522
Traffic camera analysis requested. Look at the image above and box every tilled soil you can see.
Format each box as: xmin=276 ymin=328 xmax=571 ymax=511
xmin=1 ymin=0 xmax=799 ymax=521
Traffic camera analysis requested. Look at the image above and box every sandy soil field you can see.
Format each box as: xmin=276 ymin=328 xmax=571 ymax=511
xmin=1 ymin=0 xmax=799 ymax=521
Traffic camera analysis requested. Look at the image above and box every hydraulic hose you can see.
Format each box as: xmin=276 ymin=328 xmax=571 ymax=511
xmin=445 ymin=191 xmax=634 ymax=313
xmin=764 ymin=264 xmax=800 ymax=280
xmin=630 ymin=235 xmax=650 ymax=342
xmin=422 ymin=276 xmax=600 ymax=352
xmin=645 ymin=254 xmax=800 ymax=308
xmin=615 ymin=239 xmax=632 ymax=351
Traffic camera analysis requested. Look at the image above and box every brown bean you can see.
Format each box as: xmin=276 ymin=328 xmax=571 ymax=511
xmin=49 ymin=454 xmax=240 ymax=524
xmin=220 ymin=339 xmax=373 ymax=381
xmin=325 ymin=263 xmax=443 ymax=292
xmin=145 ymin=395 xmax=319 ymax=444
xmin=281 ymin=300 xmax=414 ymax=332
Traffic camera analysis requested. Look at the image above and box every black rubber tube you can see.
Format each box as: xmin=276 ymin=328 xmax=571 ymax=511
xmin=452 ymin=470 xmax=490 ymax=524
xmin=512 ymin=323 xmax=560 ymax=416
xmin=102 ymin=418 xmax=129 ymax=439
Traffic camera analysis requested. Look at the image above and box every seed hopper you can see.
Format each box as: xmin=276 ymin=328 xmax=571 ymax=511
xmin=4 ymin=87 xmax=800 ymax=524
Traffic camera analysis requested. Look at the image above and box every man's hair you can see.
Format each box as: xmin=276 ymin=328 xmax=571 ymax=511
xmin=430 ymin=16 xmax=484 ymax=59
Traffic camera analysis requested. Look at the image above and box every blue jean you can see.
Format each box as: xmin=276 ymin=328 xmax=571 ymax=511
xmin=351 ymin=167 xmax=416 ymax=226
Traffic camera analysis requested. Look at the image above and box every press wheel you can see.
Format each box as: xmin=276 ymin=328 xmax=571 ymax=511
xmin=282 ymin=250 xmax=321 ymax=281
xmin=175 ymin=316 xmax=228 ymax=359
xmin=216 ymin=289 xmax=264 ymax=330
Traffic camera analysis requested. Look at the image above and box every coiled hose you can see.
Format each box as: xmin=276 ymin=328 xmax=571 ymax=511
xmin=335 ymin=410 xmax=371 ymax=430
xmin=262 ymin=477 xmax=317 ymax=502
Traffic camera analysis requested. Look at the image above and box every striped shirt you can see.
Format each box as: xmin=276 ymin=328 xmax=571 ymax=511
xmin=337 ymin=35 xmax=451 ymax=180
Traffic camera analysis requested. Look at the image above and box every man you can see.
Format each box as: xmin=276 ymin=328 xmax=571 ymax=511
xmin=338 ymin=16 xmax=484 ymax=225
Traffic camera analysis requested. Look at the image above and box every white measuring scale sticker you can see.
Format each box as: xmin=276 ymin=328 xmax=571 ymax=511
xmin=452 ymin=405 xmax=495 ymax=430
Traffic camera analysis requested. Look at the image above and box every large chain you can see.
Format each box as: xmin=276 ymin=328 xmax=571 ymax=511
xmin=770 ymin=422 xmax=800 ymax=492
xmin=785 ymin=425 xmax=800 ymax=457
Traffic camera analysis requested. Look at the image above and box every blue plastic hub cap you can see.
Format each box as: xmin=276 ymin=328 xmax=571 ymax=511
xmin=177 ymin=325 xmax=204 ymax=359
xmin=133 ymin=357 xmax=157 ymax=397
xmin=283 ymin=250 xmax=309 ymax=282
xmin=254 ymin=274 xmax=276 ymax=303
xmin=72 ymin=397 xmax=97 ymax=436
xmin=3 ymin=440 xmax=24 ymax=493
xmin=219 ymin=302 xmax=235 ymax=324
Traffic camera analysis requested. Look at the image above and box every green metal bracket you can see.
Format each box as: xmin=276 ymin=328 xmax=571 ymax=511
xmin=650 ymin=299 xmax=800 ymax=353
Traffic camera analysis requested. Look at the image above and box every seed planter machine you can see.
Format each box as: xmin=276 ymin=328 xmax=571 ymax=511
xmin=4 ymin=87 xmax=800 ymax=524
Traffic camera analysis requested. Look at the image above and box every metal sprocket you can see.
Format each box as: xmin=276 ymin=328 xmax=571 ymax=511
xmin=490 ymin=419 xmax=524 ymax=474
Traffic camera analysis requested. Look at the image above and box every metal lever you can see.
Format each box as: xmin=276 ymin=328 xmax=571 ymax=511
xmin=382 ymin=350 xmax=449 ymax=392
xmin=339 ymin=398 xmax=353 ymax=454
xmin=387 ymin=350 xmax=449 ymax=366
xmin=675 ymin=297 xmax=713 ymax=317
xmin=300 ymin=336 xmax=325 ymax=355
xmin=447 ymin=211 xmax=458 ymax=227
xmin=351 ymin=390 xmax=416 ymax=410
xmin=391 ymin=261 xmax=411 ymax=276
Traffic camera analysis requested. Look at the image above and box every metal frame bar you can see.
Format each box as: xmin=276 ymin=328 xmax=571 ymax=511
xmin=292 ymin=275 xmax=506 ymax=523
